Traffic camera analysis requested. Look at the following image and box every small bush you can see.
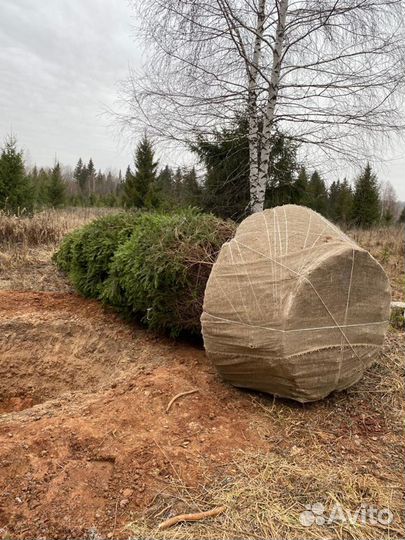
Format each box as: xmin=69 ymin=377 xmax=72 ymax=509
xmin=102 ymin=209 xmax=236 ymax=336
xmin=54 ymin=212 xmax=140 ymax=297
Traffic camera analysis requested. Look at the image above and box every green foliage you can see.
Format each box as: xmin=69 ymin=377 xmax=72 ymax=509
xmin=264 ymin=134 xmax=299 ymax=208
xmin=47 ymin=163 xmax=66 ymax=208
xmin=352 ymin=163 xmax=381 ymax=228
xmin=53 ymin=228 xmax=85 ymax=273
xmin=102 ymin=209 xmax=235 ymax=336
xmin=54 ymin=212 xmax=140 ymax=297
xmin=191 ymin=117 xmax=299 ymax=221
xmin=191 ymin=119 xmax=250 ymax=221
xmin=0 ymin=136 xmax=33 ymax=213
xmin=328 ymin=179 xmax=353 ymax=225
xmin=156 ymin=165 xmax=174 ymax=201
xmin=74 ymin=158 xmax=88 ymax=195
xmin=307 ymin=171 xmax=328 ymax=215
xmin=294 ymin=167 xmax=309 ymax=206
xmin=123 ymin=136 xmax=160 ymax=208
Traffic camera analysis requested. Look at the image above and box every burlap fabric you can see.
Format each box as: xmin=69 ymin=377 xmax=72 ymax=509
xmin=201 ymin=205 xmax=391 ymax=402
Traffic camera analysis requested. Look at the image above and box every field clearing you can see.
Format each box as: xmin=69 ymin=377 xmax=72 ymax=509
xmin=0 ymin=209 xmax=404 ymax=539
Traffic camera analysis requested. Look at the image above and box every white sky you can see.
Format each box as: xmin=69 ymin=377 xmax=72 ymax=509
xmin=0 ymin=0 xmax=404 ymax=198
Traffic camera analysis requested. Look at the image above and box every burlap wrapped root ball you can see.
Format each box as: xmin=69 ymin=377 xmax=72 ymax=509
xmin=201 ymin=204 xmax=391 ymax=402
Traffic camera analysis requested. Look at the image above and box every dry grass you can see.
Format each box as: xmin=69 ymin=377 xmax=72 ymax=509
xmin=348 ymin=225 xmax=404 ymax=301
xmin=127 ymin=330 xmax=404 ymax=540
xmin=128 ymin=452 xmax=403 ymax=540
xmin=0 ymin=208 xmax=119 ymax=292
xmin=0 ymin=207 xmax=118 ymax=246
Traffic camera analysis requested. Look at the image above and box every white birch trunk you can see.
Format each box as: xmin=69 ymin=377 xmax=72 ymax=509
xmin=248 ymin=0 xmax=266 ymax=213
xmin=251 ymin=0 xmax=288 ymax=213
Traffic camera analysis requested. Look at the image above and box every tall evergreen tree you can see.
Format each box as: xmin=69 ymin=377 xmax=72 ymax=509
xmin=307 ymin=171 xmax=328 ymax=216
xmin=47 ymin=162 xmax=66 ymax=208
xmin=328 ymin=180 xmax=341 ymax=221
xmin=264 ymin=134 xmax=298 ymax=208
xmin=123 ymin=136 xmax=159 ymax=208
xmin=0 ymin=136 xmax=32 ymax=213
xmin=122 ymin=165 xmax=135 ymax=206
xmin=74 ymin=158 xmax=88 ymax=195
xmin=182 ymin=167 xmax=202 ymax=206
xmin=157 ymin=165 xmax=174 ymax=199
xmin=335 ymin=179 xmax=353 ymax=225
xmin=87 ymin=158 xmax=96 ymax=195
xmin=399 ymin=206 xmax=405 ymax=223
xmin=192 ymin=118 xmax=298 ymax=220
xmin=36 ymin=168 xmax=51 ymax=207
xmin=352 ymin=163 xmax=381 ymax=227
xmin=293 ymin=166 xmax=309 ymax=205
xmin=173 ymin=167 xmax=184 ymax=204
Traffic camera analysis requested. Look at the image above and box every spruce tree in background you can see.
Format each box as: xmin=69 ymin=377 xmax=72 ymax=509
xmin=191 ymin=120 xmax=250 ymax=220
xmin=399 ymin=206 xmax=405 ymax=223
xmin=328 ymin=179 xmax=353 ymax=224
xmin=352 ymin=163 xmax=381 ymax=228
xmin=294 ymin=166 xmax=309 ymax=206
xmin=74 ymin=158 xmax=88 ymax=196
xmin=87 ymin=158 xmax=96 ymax=195
xmin=182 ymin=167 xmax=202 ymax=206
xmin=123 ymin=135 xmax=159 ymax=208
xmin=264 ymin=134 xmax=298 ymax=208
xmin=47 ymin=162 xmax=66 ymax=208
xmin=0 ymin=136 xmax=32 ymax=213
xmin=36 ymin=168 xmax=51 ymax=207
xmin=328 ymin=180 xmax=341 ymax=222
xmin=173 ymin=167 xmax=184 ymax=205
xmin=192 ymin=118 xmax=298 ymax=221
xmin=122 ymin=165 xmax=136 ymax=206
xmin=157 ymin=165 xmax=174 ymax=200
xmin=335 ymin=179 xmax=353 ymax=225
xmin=307 ymin=171 xmax=328 ymax=215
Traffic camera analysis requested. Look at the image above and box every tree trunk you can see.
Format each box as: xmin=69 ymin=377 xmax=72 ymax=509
xmin=252 ymin=0 xmax=288 ymax=213
xmin=248 ymin=0 xmax=266 ymax=214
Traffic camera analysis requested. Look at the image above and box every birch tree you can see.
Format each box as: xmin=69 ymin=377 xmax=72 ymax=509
xmin=122 ymin=0 xmax=405 ymax=213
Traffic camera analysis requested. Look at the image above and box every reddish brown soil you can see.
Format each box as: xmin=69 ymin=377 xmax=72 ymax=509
xmin=0 ymin=291 xmax=403 ymax=539
xmin=0 ymin=291 xmax=267 ymax=539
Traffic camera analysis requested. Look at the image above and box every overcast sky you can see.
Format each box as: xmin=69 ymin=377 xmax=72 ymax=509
xmin=0 ymin=0 xmax=404 ymax=198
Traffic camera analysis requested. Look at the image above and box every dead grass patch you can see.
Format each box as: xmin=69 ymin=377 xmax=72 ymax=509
xmin=0 ymin=208 xmax=119 ymax=292
xmin=348 ymin=225 xmax=404 ymax=301
xmin=0 ymin=207 xmax=118 ymax=246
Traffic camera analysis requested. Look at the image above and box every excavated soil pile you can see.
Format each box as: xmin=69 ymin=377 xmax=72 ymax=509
xmin=0 ymin=291 xmax=268 ymax=539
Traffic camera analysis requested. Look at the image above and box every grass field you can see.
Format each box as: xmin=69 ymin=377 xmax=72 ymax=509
xmin=0 ymin=209 xmax=404 ymax=540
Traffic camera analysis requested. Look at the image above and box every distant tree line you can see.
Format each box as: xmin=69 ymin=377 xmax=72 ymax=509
xmin=0 ymin=136 xmax=123 ymax=213
xmin=188 ymin=119 xmax=403 ymax=228
xmin=1 ymin=134 xmax=403 ymax=228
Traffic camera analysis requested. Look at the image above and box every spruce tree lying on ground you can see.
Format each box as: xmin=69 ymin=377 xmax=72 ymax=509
xmin=53 ymin=212 xmax=140 ymax=297
xmin=54 ymin=209 xmax=235 ymax=336
xmin=102 ymin=209 xmax=236 ymax=336
xmin=53 ymin=228 xmax=84 ymax=274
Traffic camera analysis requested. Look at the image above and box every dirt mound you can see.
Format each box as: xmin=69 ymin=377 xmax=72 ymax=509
xmin=0 ymin=292 xmax=161 ymax=413
xmin=0 ymin=292 xmax=267 ymax=539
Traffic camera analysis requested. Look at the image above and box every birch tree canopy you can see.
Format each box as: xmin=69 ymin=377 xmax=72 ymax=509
xmin=122 ymin=0 xmax=405 ymax=212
